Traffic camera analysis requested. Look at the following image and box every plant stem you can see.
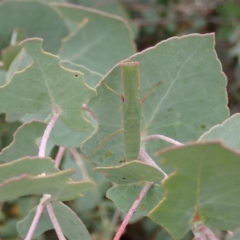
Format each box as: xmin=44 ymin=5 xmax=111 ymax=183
xmin=142 ymin=134 xmax=183 ymax=146
xmin=25 ymin=109 xmax=60 ymax=240
xmin=46 ymin=203 xmax=66 ymax=240
xmin=113 ymin=182 xmax=153 ymax=240
xmin=25 ymin=198 xmax=45 ymax=240
xmin=38 ymin=109 xmax=59 ymax=157
xmin=55 ymin=147 xmax=65 ymax=168
xmin=192 ymin=221 xmax=219 ymax=240
xmin=113 ymin=148 xmax=169 ymax=240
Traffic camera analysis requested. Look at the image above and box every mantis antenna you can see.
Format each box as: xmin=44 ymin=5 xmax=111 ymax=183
xmin=121 ymin=62 xmax=141 ymax=161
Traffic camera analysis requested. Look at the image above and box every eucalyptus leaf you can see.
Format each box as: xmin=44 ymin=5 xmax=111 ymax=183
xmin=0 ymin=38 xmax=96 ymax=132
xmin=149 ymin=142 xmax=240 ymax=239
xmin=17 ymin=202 xmax=91 ymax=240
xmin=82 ymin=34 xmax=229 ymax=166
xmin=0 ymin=121 xmax=46 ymax=163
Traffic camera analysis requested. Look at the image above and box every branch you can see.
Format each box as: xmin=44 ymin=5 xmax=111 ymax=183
xmin=55 ymin=147 xmax=65 ymax=168
xmin=113 ymin=147 xmax=169 ymax=239
xmin=192 ymin=221 xmax=219 ymax=240
xmin=142 ymin=134 xmax=183 ymax=146
xmin=46 ymin=203 xmax=66 ymax=240
xmin=25 ymin=197 xmax=47 ymax=240
xmin=38 ymin=108 xmax=59 ymax=157
xmin=25 ymin=108 xmax=60 ymax=240
xmin=113 ymin=182 xmax=153 ymax=240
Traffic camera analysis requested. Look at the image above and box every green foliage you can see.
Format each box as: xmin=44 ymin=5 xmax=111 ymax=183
xmin=0 ymin=1 xmax=239 ymax=240
xmin=150 ymin=142 xmax=240 ymax=238
xmin=17 ymin=202 xmax=91 ymax=239
xmin=82 ymin=34 xmax=228 ymax=167
xmin=0 ymin=38 xmax=96 ymax=132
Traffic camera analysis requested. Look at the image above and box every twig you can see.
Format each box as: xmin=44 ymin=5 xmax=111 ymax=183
xmin=25 ymin=197 xmax=46 ymax=240
xmin=55 ymin=147 xmax=65 ymax=168
xmin=192 ymin=221 xmax=219 ymax=240
xmin=25 ymin=108 xmax=60 ymax=240
xmin=142 ymin=134 xmax=183 ymax=146
xmin=70 ymin=148 xmax=89 ymax=180
xmin=46 ymin=203 xmax=66 ymax=240
xmin=113 ymin=147 xmax=169 ymax=239
xmin=139 ymin=148 xmax=168 ymax=179
xmin=113 ymin=182 xmax=153 ymax=240
xmin=38 ymin=108 xmax=59 ymax=157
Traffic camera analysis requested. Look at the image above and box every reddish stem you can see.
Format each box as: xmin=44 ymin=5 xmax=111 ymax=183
xmin=192 ymin=221 xmax=219 ymax=240
xmin=25 ymin=109 xmax=60 ymax=239
xmin=25 ymin=199 xmax=45 ymax=240
xmin=55 ymin=147 xmax=65 ymax=168
xmin=113 ymin=182 xmax=153 ymax=240
xmin=38 ymin=110 xmax=59 ymax=157
xmin=46 ymin=203 xmax=66 ymax=240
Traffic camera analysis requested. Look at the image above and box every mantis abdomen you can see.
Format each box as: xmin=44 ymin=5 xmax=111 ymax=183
xmin=121 ymin=62 xmax=141 ymax=161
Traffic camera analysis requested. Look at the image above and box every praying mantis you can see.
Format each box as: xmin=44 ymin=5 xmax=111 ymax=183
xmin=121 ymin=62 xmax=141 ymax=161
xmin=86 ymin=61 xmax=162 ymax=163
xmin=121 ymin=62 xmax=162 ymax=161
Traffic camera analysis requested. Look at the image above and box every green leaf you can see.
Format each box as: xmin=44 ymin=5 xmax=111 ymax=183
xmin=1 ymin=45 xmax=21 ymax=71
xmin=199 ymin=113 xmax=240 ymax=151
xmin=96 ymin=160 xmax=164 ymax=184
xmin=17 ymin=202 xmax=91 ymax=240
xmin=82 ymin=34 xmax=229 ymax=166
xmin=0 ymin=121 xmax=46 ymax=163
xmin=0 ymin=0 xmax=69 ymax=54
xmin=18 ymin=206 xmax=51 ymax=239
xmin=54 ymin=3 xmax=135 ymax=75
xmin=0 ymin=38 xmax=96 ymax=132
xmin=61 ymin=61 xmax=103 ymax=88
xmin=107 ymin=183 xmax=163 ymax=216
xmin=50 ymin=115 xmax=93 ymax=148
xmin=62 ymin=150 xmax=110 ymax=211
xmin=55 ymin=178 xmax=95 ymax=202
xmin=0 ymin=157 xmax=56 ymax=180
xmin=5 ymin=48 xmax=32 ymax=83
xmin=149 ymin=142 xmax=240 ymax=239
xmin=0 ymin=159 xmax=95 ymax=202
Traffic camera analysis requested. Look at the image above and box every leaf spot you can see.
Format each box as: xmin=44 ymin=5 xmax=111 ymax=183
xmin=141 ymin=203 xmax=147 ymax=210
xmin=105 ymin=150 xmax=113 ymax=157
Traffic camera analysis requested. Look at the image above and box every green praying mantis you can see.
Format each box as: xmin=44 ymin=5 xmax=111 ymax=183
xmin=121 ymin=62 xmax=141 ymax=161
xmin=86 ymin=61 xmax=162 ymax=162
xmin=120 ymin=62 xmax=162 ymax=161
